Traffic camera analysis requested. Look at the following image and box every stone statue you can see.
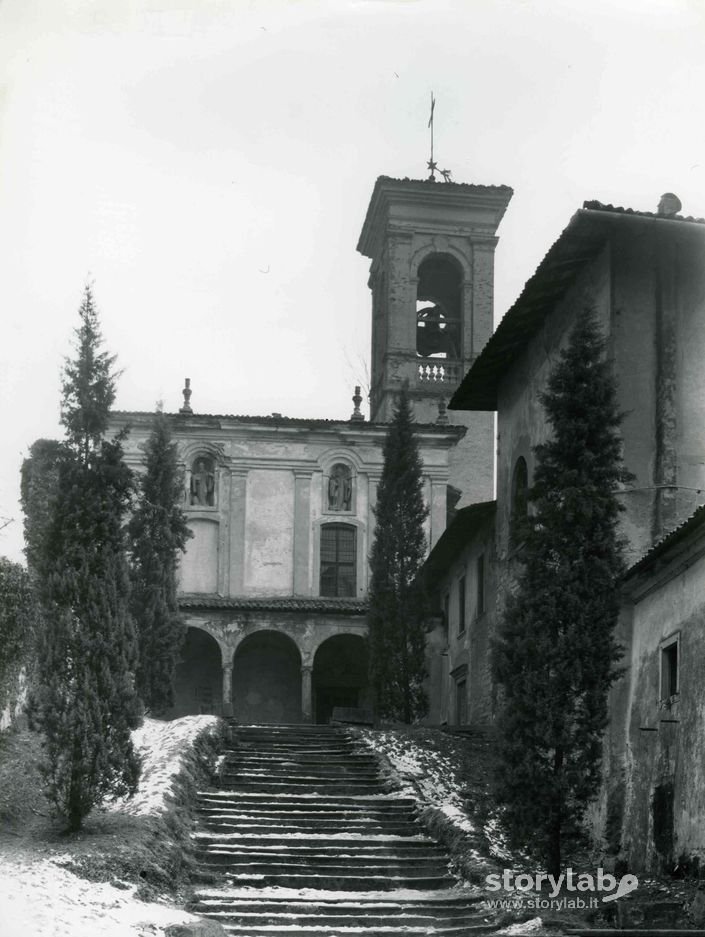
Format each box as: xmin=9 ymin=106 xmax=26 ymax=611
xmin=328 ymin=464 xmax=352 ymax=511
xmin=190 ymin=458 xmax=215 ymax=506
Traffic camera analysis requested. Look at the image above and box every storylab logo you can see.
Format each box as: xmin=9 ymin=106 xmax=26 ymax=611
xmin=485 ymin=868 xmax=639 ymax=911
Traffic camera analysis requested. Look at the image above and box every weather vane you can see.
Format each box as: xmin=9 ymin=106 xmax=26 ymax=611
xmin=427 ymin=92 xmax=452 ymax=183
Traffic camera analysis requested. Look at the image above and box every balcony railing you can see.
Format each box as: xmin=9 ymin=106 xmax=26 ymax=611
xmin=417 ymin=358 xmax=461 ymax=384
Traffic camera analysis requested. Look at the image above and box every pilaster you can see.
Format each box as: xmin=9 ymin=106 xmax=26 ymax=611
xmin=293 ymin=471 xmax=313 ymax=595
xmin=229 ymin=470 xmax=248 ymax=595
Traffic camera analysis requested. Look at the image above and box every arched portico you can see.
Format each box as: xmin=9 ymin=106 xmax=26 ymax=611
xmin=173 ymin=626 xmax=223 ymax=716
xmin=232 ymin=630 xmax=303 ymax=724
xmin=312 ymin=633 xmax=369 ymax=724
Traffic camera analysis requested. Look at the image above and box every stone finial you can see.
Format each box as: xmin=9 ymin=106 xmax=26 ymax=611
xmin=350 ymin=385 xmax=364 ymax=422
xmin=179 ymin=377 xmax=193 ymax=414
xmin=436 ymin=395 xmax=449 ymax=425
xmin=657 ymin=193 xmax=682 ymax=217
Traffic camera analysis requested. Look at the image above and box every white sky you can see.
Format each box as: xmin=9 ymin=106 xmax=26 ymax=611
xmin=1 ymin=0 xmax=704 ymax=564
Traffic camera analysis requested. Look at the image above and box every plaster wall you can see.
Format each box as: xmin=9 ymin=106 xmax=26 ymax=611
xmin=495 ymin=247 xmax=612 ymax=562
xmin=180 ymin=518 xmax=219 ymax=594
xmin=245 ymin=469 xmax=295 ymax=594
xmin=427 ymin=514 xmax=496 ymax=727
xmin=622 ymin=547 xmax=705 ymax=871
xmin=674 ymin=235 xmax=705 ymax=495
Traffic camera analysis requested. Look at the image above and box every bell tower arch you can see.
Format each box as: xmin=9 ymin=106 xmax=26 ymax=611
xmin=357 ymin=175 xmax=512 ymax=505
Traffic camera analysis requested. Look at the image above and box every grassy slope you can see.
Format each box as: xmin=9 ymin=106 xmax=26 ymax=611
xmin=0 ymin=717 xmax=224 ymax=902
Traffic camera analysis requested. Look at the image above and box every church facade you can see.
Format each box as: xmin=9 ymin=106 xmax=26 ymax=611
xmin=112 ymin=173 xmax=512 ymax=725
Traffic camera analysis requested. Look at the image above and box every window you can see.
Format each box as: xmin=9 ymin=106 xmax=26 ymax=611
xmin=443 ymin=592 xmax=450 ymax=632
xmin=476 ymin=554 xmax=485 ymax=616
xmin=458 ymin=576 xmax=466 ymax=635
xmin=320 ymin=524 xmax=357 ymax=597
xmin=660 ymin=637 xmax=679 ymax=701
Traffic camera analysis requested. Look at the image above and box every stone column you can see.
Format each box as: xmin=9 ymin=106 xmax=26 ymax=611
xmin=301 ymin=665 xmax=313 ymax=724
xmin=222 ymin=661 xmax=233 ymax=718
xmin=293 ymin=472 xmax=313 ymax=595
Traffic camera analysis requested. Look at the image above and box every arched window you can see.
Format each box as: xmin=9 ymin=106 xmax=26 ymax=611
xmin=189 ymin=456 xmax=216 ymax=507
xmin=327 ymin=463 xmax=353 ymax=512
xmin=416 ymin=254 xmax=462 ymax=359
xmin=320 ymin=523 xmax=356 ymax=597
xmin=510 ymin=456 xmax=528 ymax=544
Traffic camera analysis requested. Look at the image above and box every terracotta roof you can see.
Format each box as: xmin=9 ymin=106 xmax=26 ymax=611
xmin=623 ymin=504 xmax=705 ymax=581
xmin=423 ymin=500 xmax=496 ymax=584
xmin=450 ymin=200 xmax=705 ymax=412
xmin=111 ymin=410 xmax=465 ymax=436
xmin=583 ymin=200 xmax=705 ymax=225
xmin=179 ymin=594 xmax=369 ymax=614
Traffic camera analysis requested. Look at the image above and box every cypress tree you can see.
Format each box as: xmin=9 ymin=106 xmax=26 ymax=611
xmin=30 ymin=285 xmax=141 ymax=831
xmin=368 ymin=386 xmax=429 ymax=723
xmin=128 ymin=408 xmax=191 ymax=714
xmin=20 ymin=438 xmax=63 ymax=576
xmin=493 ymin=309 xmax=630 ymax=876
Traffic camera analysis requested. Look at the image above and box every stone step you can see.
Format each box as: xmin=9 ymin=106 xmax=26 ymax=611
xmin=194 ymin=870 xmax=458 ymax=891
xmin=198 ymin=807 xmax=419 ymax=823
xmin=211 ymin=923 xmax=491 ymax=937
xmin=194 ymin=836 xmax=441 ymax=854
xmin=227 ymin=762 xmax=381 ymax=774
xmin=191 ymin=899 xmax=485 ymax=926
xmin=197 ymin=793 xmax=417 ymax=809
xmin=198 ymin=820 xmax=419 ymax=837
xmin=224 ymin=749 xmax=379 ymax=761
xmin=221 ymin=769 xmax=383 ymax=781
xmin=195 ymin=858 xmax=453 ymax=878
xmin=218 ymin=781 xmax=392 ymax=795
xmin=196 ymin=800 xmax=417 ymax=816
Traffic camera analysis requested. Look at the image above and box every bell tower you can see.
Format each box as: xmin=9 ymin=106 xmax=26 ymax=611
xmin=357 ymin=175 xmax=512 ymax=505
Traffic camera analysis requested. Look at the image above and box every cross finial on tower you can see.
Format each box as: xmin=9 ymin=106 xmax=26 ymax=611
xmin=427 ymin=91 xmax=437 ymax=180
xmin=426 ymin=93 xmax=452 ymax=183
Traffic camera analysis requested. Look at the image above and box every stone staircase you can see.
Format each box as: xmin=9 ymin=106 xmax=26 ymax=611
xmin=190 ymin=724 xmax=493 ymax=935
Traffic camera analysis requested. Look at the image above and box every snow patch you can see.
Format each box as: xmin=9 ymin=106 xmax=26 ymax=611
xmin=112 ymin=714 xmax=219 ymax=816
xmin=0 ymin=848 xmax=196 ymax=937
xmin=495 ymin=916 xmax=544 ymax=934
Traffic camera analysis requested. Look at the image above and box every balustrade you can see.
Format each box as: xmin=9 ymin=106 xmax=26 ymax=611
xmin=417 ymin=358 xmax=461 ymax=384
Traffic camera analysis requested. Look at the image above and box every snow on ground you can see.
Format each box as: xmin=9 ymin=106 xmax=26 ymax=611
xmin=360 ymin=729 xmax=477 ymax=836
xmin=113 ymin=714 xmax=219 ymax=816
xmin=0 ymin=715 xmax=219 ymax=937
xmin=358 ymin=729 xmax=514 ymax=863
xmin=0 ymin=851 xmax=196 ymax=937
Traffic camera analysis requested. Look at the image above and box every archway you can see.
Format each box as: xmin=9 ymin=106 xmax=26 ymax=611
xmin=313 ymin=634 xmax=369 ymax=724
xmin=173 ymin=627 xmax=223 ymax=716
xmin=233 ymin=631 xmax=302 ymax=724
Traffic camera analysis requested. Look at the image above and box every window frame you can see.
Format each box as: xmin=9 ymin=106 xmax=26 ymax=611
xmin=659 ymin=634 xmax=680 ymax=703
xmin=476 ymin=553 xmax=485 ymax=617
xmin=319 ymin=522 xmax=357 ymax=598
xmin=457 ymin=575 xmax=466 ymax=636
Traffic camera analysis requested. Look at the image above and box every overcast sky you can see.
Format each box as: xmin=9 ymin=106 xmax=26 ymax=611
xmin=1 ymin=0 xmax=704 ymax=564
